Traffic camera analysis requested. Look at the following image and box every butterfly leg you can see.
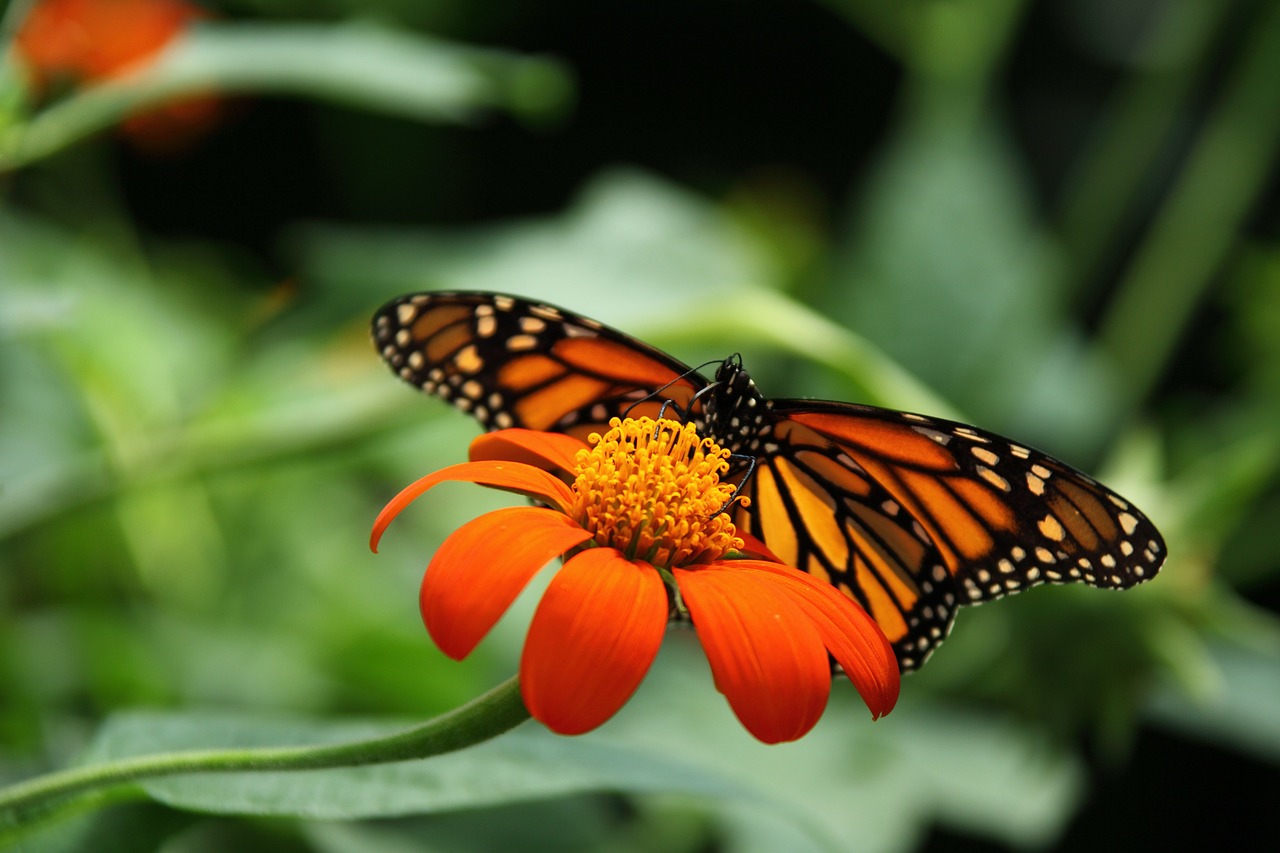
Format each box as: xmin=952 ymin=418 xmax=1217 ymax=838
xmin=711 ymin=453 xmax=756 ymax=518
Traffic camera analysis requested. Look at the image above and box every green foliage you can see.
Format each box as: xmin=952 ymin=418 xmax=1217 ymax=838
xmin=9 ymin=646 xmax=1083 ymax=853
xmin=0 ymin=21 xmax=571 ymax=168
xmin=2 ymin=0 xmax=1279 ymax=851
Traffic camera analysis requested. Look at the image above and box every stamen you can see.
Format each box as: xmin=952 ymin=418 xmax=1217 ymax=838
xmin=570 ymin=417 xmax=746 ymax=567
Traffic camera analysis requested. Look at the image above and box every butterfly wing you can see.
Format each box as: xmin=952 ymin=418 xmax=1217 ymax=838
xmin=372 ymin=292 xmax=708 ymax=442
xmin=732 ymin=399 xmax=1166 ymax=670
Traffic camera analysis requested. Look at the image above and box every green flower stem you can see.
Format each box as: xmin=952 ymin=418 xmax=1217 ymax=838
xmin=0 ymin=676 xmax=529 ymax=827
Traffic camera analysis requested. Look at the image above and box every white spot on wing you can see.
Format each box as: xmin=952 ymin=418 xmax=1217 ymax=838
xmin=912 ymin=426 xmax=952 ymax=445
xmin=507 ymin=335 xmax=538 ymax=352
xmin=978 ymin=466 xmax=1010 ymax=491
xmin=972 ymin=447 xmax=999 ymax=466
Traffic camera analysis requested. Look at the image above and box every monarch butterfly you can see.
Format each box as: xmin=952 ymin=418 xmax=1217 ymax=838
xmin=373 ymin=291 xmax=1166 ymax=671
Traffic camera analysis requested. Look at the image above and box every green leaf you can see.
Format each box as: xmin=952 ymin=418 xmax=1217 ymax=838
xmin=833 ymin=113 xmax=1116 ymax=458
xmin=81 ymin=712 xmax=749 ymax=820
xmin=294 ymin=169 xmax=953 ymax=415
xmin=1147 ymin=635 xmax=1280 ymax=763
xmin=75 ymin=644 xmax=1083 ymax=853
xmin=0 ymin=21 xmax=572 ymax=169
xmin=605 ymin=646 xmax=1084 ymax=852
xmin=294 ymin=170 xmax=767 ymax=334
xmin=300 ymin=797 xmax=675 ymax=853
xmin=1 ymin=799 xmax=191 ymax=853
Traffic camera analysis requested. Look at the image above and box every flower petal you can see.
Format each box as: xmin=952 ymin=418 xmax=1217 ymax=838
xmin=421 ymin=507 xmax=592 ymax=660
xmin=734 ymin=531 xmax=785 ymax=563
xmin=521 ymin=549 xmax=668 ymax=735
xmin=727 ymin=560 xmax=900 ymax=719
xmin=371 ymin=461 xmax=576 ymax=552
xmin=674 ymin=566 xmax=831 ymax=743
xmin=469 ymin=429 xmax=587 ymax=476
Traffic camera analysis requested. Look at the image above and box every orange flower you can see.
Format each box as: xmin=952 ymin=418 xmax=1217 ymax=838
xmin=372 ymin=417 xmax=900 ymax=744
xmin=14 ymin=0 xmax=219 ymax=150
xmin=15 ymin=0 xmax=202 ymax=86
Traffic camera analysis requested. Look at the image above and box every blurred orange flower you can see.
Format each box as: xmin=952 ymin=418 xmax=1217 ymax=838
xmin=14 ymin=0 xmax=220 ymax=150
xmin=16 ymin=0 xmax=201 ymax=85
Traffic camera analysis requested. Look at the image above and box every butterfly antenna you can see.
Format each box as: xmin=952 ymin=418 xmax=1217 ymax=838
xmin=622 ymin=358 xmax=723 ymax=420
xmin=655 ymin=398 xmax=686 ymax=422
xmin=649 ymin=376 xmax=734 ymax=441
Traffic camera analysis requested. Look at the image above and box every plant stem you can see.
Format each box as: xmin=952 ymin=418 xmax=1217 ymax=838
xmin=0 ymin=676 xmax=529 ymax=826
xmin=1056 ymin=0 xmax=1229 ymax=301
xmin=1097 ymin=0 xmax=1280 ymax=413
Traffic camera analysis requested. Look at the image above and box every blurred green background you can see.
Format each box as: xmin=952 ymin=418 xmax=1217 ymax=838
xmin=2 ymin=0 xmax=1279 ymax=850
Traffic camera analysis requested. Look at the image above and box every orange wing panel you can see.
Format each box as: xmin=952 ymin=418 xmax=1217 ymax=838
xmin=411 ymin=304 xmax=471 ymax=340
xmin=554 ymin=337 xmax=684 ymax=387
xmin=794 ymin=449 xmax=873 ymax=497
xmin=948 ymin=478 xmax=1016 ymax=533
xmin=425 ymin=323 xmax=473 ymax=364
xmin=497 ymin=354 xmax=566 ymax=389
xmin=515 ymin=376 xmax=612 ymax=431
xmin=788 ymin=412 xmax=957 ymax=469
xmin=896 ymin=468 xmax=994 ymax=564
xmin=1055 ymin=478 xmax=1115 ymax=544
xmin=852 ymin=556 xmax=910 ymax=642
xmin=773 ymin=459 xmax=849 ymax=570
xmin=751 ymin=466 xmax=799 ymax=566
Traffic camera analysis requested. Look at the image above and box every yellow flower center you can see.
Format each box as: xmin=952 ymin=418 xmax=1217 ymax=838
xmin=570 ymin=417 xmax=746 ymax=568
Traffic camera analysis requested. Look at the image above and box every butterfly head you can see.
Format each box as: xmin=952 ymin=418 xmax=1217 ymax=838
xmin=697 ymin=355 xmax=768 ymax=452
xmin=713 ymin=353 xmax=743 ymax=385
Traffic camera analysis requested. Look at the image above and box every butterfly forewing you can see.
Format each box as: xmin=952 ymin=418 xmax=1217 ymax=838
xmin=373 ymin=292 xmax=704 ymax=441
xmin=373 ymin=291 xmax=1167 ymax=673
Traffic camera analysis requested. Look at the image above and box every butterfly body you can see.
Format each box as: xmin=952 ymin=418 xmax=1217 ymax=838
xmin=699 ymin=355 xmax=773 ymax=457
xmin=374 ymin=291 xmax=1166 ymax=671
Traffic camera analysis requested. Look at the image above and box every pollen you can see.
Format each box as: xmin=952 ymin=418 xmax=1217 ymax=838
xmin=570 ymin=417 xmax=745 ymax=567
